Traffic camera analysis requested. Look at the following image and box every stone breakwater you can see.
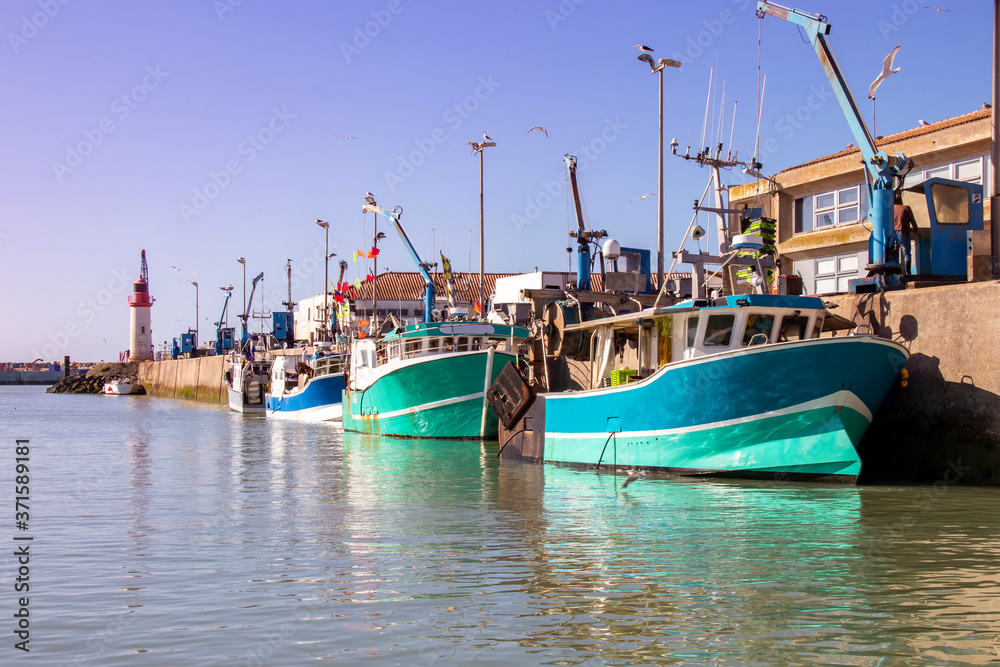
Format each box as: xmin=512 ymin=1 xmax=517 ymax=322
xmin=46 ymin=362 xmax=143 ymax=394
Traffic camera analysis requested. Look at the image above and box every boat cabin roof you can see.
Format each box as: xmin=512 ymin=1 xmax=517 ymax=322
xmin=563 ymin=294 xmax=829 ymax=333
xmin=380 ymin=321 xmax=531 ymax=342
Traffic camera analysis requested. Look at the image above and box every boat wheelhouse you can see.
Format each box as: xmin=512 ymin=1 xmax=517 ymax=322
xmin=343 ymin=321 xmax=531 ymax=439
xmin=265 ymin=347 xmax=345 ymax=422
xmin=494 ymin=294 xmax=908 ymax=482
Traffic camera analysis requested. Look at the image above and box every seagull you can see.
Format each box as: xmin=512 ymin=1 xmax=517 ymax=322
xmin=924 ymin=5 xmax=952 ymax=12
xmin=483 ymin=132 xmax=493 ymax=142
xmin=868 ymin=44 xmax=901 ymax=100
xmin=337 ymin=135 xmax=356 ymax=139
xmin=845 ymin=143 xmax=854 ymax=149
xmin=634 ymin=44 xmax=654 ymax=52
xmin=630 ymin=193 xmax=656 ymax=202
xmin=621 ymin=469 xmax=646 ymax=489
xmin=170 ymin=265 xmax=180 ymax=271
xmin=918 ymin=119 xmax=930 ymax=126
xmin=527 ymin=126 xmax=548 ymax=137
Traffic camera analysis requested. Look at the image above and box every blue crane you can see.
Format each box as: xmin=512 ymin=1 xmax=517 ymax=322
xmin=757 ymin=1 xmax=913 ymax=291
xmin=362 ymin=197 xmax=435 ymax=323
xmin=240 ymin=271 xmax=264 ymax=344
xmin=214 ymin=287 xmax=234 ymax=354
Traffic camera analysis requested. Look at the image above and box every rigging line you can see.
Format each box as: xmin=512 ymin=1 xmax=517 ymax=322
xmin=700 ymin=67 xmax=713 ymax=152
xmin=716 ymin=80 xmax=727 ymax=151
xmin=754 ymin=13 xmax=762 ymax=165
xmin=755 ymin=75 xmax=767 ymax=166
xmin=728 ymin=101 xmax=738 ymax=157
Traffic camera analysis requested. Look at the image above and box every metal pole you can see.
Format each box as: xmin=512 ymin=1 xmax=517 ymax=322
xmin=479 ymin=149 xmax=485 ymax=319
xmin=657 ymin=67 xmax=665 ymax=289
xmin=992 ymin=0 xmax=1000 ymax=276
xmin=323 ymin=225 xmax=329 ymax=341
xmin=373 ymin=212 xmax=378 ymax=329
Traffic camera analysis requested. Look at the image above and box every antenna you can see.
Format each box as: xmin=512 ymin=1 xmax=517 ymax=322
xmin=700 ymin=68 xmax=713 ymax=153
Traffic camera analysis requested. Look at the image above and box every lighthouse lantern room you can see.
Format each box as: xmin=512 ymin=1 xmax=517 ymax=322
xmin=128 ymin=249 xmax=154 ymax=362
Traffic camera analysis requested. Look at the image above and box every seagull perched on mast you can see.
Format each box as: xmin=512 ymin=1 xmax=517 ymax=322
xmin=868 ymin=45 xmax=901 ymax=100
xmin=483 ymin=131 xmax=493 ymax=142
xmin=634 ymin=44 xmax=654 ymax=52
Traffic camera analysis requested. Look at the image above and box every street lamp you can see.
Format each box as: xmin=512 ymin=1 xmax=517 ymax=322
xmin=189 ymin=280 xmax=199 ymax=345
xmin=637 ymin=52 xmax=681 ymax=289
xmin=315 ymin=219 xmax=330 ymax=342
xmin=465 ymin=134 xmax=497 ymax=318
xmin=236 ymin=257 xmax=246 ymax=342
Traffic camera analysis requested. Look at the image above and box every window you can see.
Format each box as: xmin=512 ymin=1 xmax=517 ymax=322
xmin=686 ymin=315 xmax=699 ymax=348
xmin=428 ymin=338 xmax=440 ymax=352
xmin=457 ymin=336 xmax=468 ymax=351
xmin=808 ymin=251 xmax=863 ymax=295
xmin=742 ymin=314 xmax=774 ymax=346
xmin=704 ymin=314 xmax=735 ymax=347
xmin=441 ymin=337 xmax=454 ymax=352
xmin=404 ymin=340 xmax=422 ymax=357
xmin=778 ymin=315 xmax=810 ymax=341
xmin=815 ymin=186 xmax=859 ymax=228
xmin=911 ymin=155 xmax=989 ymax=195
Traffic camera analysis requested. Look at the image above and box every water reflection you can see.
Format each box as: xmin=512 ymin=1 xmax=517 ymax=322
xmin=12 ymin=386 xmax=1000 ymax=666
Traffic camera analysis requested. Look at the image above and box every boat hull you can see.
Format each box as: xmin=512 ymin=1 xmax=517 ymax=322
xmin=266 ymin=373 xmax=345 ymax=422
xmin=500 ymin=336 xmax=908 ymax=483
xmin=103 ymin=382 xmax=135 ymax=395
xmin=343 ymin=350 xmax=517 ymax=439
xmin=226 ymin=361 xmax=270 ymax=414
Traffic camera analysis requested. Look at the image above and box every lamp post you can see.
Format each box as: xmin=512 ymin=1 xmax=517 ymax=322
xmin=637 ymin=52 xmax=681 ymax=289
xmin=315 ymin=219 xmax=330 ymax=342
xmin=236 ymin=257 xmax=246 ymax=342
xmin=466 ymin=135 xmax=496 ymax=318
xmin=190 ymin=280 xmax=199 ymax=346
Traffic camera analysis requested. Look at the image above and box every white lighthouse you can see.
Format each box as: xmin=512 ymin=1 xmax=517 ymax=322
xmin=128 ymin=249 xmax=154 ymax=362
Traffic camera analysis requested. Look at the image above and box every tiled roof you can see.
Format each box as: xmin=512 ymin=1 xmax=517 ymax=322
xmin=779 ymin=107 xmax=991 ymax=173
xmin=340 ymin=271 xmax=692 ymax=302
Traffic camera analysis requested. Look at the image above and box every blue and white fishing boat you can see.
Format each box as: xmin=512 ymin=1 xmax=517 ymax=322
xmin=265 ymin=345 xmax=345 ymax=422
xmin=493 ymin=294 xmax=908 ymax=483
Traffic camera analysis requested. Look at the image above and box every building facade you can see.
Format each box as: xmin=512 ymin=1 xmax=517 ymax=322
xmin=729 ymin=108 xmax=992 ymax=295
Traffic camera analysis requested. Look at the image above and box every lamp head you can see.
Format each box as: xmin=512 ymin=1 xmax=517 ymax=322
xmin=315 ymin=219 xmax=329 ymax=229
xmin=236 ymin=257 xmax=245 ymax=265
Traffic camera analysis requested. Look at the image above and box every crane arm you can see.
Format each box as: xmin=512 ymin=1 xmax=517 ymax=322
xmin=245 ymin=272 xmax=264 ymax=321
xmin=362 ymin=202 xmax=435 ymax=322
xmin=215 ymin=290 xmax=231 ymax=328
xmin=756 ymin=1 xmax=911 ymax=186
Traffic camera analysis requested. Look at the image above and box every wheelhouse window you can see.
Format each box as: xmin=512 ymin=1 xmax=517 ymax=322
xmin=457 ymin=336 xmax=469 ymax=351
xmin=741 ymin=313 xmax=774 ymax=346
xmin=686 ymin=315 xmax=699 ymax=348
xmin=777 ymin=315 xmax=811 ymax=342
xmin=704 ymin=314 xmax=735 ymax=347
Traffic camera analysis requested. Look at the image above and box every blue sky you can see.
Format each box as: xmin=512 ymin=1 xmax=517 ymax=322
xmin=1 ymin=0 xmax=987 ymax=361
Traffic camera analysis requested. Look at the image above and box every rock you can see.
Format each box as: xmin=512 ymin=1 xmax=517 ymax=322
xmin=46 ymin=362 xmax=143 ymax=394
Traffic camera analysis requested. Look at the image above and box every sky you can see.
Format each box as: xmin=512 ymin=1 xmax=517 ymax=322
xmin=0 ymin=0 xmax=989 ymax=362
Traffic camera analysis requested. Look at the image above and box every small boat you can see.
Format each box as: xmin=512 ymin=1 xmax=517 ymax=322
xmin=343 ymin=320 xmax=531 ymax=438
xmin=225 ymin=351 xmax=272 ymax=414
xmin=265 ymin=346 xmax=345 ymax=421
xmin=493 ymin=294 xmax=908 ymax=483
xmin=103 ymin=380 xmax=137 ymax=395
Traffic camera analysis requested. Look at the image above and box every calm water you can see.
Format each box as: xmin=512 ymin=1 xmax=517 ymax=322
xmin=4 ymin=385 xmax=1000 ymax=666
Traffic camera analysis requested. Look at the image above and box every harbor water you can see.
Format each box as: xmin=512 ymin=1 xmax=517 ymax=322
xmin=5 ymin=385 xmax=1000 ymax=665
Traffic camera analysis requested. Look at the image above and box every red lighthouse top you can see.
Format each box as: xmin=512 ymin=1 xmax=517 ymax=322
xmin=128 ymin=250 xmax=153 ymax=308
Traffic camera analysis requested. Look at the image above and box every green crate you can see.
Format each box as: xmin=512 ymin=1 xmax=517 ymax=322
xmin=610 ymin=368 xmax=637 ymax=386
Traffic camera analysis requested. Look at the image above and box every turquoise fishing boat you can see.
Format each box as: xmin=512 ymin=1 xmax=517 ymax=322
xmin=343 ymin=321 xmax=531 ymax=438
xmin=493 ymin=294 xmax=908 ymax=482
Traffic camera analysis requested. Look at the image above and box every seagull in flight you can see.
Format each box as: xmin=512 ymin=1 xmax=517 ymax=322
xmin=170 ymin=265 xmax=180 ymax=271
xmin=337 ymin=135 xmax=356 ymax=139
xmin=527 ymin=126 xmax=548 ymax=137
xmin=634 ymin=44 xmax=654 ymax=52
xmin=621 ymin=469 xmax=647 ymax=489
xmin=924 ymin=5 xmax=952 ymax=12
xmin=483 ymin=131 xmax=493 ymax=142
xmin=630 ymin=193 xmax=656 ymax=202
xmin=868 ymin=45 xmax=901 ymax=100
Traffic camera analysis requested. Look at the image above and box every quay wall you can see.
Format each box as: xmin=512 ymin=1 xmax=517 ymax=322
xmin=0 ymin=370 xmax=63 ymax=385
xmin=827 ymin=280 xmax=1000 ymax=485
xmin=138 ymin=356 xmax=227 ymax=405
